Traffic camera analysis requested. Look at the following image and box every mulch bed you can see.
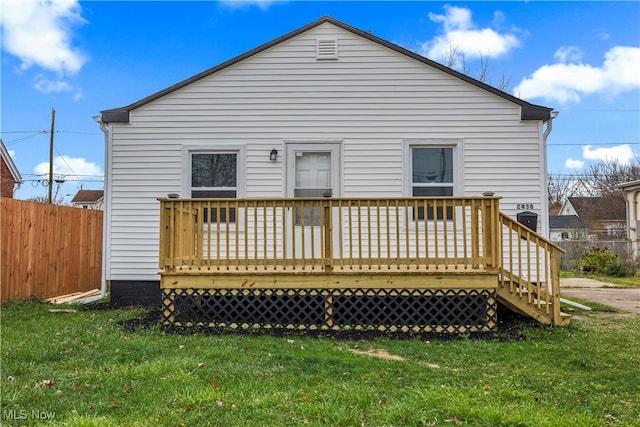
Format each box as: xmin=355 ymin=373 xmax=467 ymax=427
xmin=85 ymin=302 xmax=541 ymax=341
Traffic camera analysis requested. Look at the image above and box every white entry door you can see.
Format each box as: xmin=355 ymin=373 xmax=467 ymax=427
xmin=285 ymin=143 xmax=341 ymax=260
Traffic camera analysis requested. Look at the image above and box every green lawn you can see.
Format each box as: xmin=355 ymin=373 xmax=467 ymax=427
xmin=2 ymin=301 xmax=639 ymax=426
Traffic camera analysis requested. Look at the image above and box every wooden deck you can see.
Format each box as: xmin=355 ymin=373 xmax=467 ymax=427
xmin=159 ymin=196 xmax=568 ymax=331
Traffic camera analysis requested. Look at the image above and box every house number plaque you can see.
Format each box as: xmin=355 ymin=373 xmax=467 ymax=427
xmin=517 ymin=203 xmax=534 ymax=210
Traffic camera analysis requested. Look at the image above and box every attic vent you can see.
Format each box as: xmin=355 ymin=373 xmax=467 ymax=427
xmin=316 ymin=38 xmax=338 ymax=60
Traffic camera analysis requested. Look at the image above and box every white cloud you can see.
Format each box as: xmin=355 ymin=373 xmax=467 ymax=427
xmin=582 ymin=144 xmax=635 ymax=165
xmin=73 ymin=87 xmax=84 ymax=101
xmin=33 ymin=75 xmax=73 ymax=94
xmin=219 ymin=0 xmax=276 ymax=10
xmin=34 ymin=156 xmax=103 ymax=181
xmin=565 ymin=158 xmax=585 ymax=169
xmin=514 ymin=46 xmax=640 ymax=103
xmin=0 ymin=0 xmax=87 ymax=75
xmin=8 ymin=150 xmax=16 ymax=159
xmin=554 ymin=46 xmax=583 ymax=63
xmin=421 ymin=5 xmax=521 ymax=61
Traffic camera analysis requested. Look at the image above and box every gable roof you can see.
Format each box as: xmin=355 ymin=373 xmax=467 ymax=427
xmin=549 ymin=215 xmax=587 ymax=230
xmin=567 ymin=196 xmax=626 ymax=222
xmin=71 ymin=189 xmax=104 ymax=204
xmin=0 ymin=138 xmax=22 ymax=183
xmin=101 ymin=16 xmax=553 ymax=124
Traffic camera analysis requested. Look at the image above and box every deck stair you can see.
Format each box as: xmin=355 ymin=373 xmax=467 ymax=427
xmin=497 ymin=213 xmax=570 ymax=325
xmin=497 ymin=280 xmax=571 ymax=325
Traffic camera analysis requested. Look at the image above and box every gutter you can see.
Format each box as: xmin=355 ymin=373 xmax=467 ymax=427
xmin=75 ymin=117 xmax=110 ymax=305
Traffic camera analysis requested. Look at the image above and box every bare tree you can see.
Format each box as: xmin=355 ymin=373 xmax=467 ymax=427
xmin=547 ymin=174 xmax=580 ymax=213
xmin=441 ymin=47 xmax=511 ymax=92
xmin=575 ymin=156 xmax=640 ymax=199
xmin=477 ymin=53 xmax=490 ymax=84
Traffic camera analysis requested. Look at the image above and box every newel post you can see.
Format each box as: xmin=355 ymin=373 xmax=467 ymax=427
xmin=482 ymin=193 xmax=500 ymax=270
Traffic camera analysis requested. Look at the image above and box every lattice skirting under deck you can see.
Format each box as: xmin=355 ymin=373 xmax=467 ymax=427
xmin=162 ymin=288 xmax=497 ymax=334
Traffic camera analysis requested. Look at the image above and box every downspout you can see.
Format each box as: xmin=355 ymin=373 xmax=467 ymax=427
xmin=543 ymin=111 xmax=558 ymax=141
xmin=77 ymin=116 xmax=110 ymax=304
xmin=541 ymin=111 xmax=559 ymax=238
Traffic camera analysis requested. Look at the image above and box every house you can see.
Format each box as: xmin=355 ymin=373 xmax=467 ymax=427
xmin=618 ymin=180 xmax=640 ymax=259
xmin=98 ymin=17 xmax=565 ymax=330
xmin=549 ymin=215 xmax=588 ymax=241
xmin=558 ymin=196 xmax=626 ymax=240
xmin=70 ymin=189 xmax=104 ymax=210
xmin=0 ymin=138 xmax=22 ymax=198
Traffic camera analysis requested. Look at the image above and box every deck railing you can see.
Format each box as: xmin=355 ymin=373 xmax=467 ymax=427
xmin=499 ymin=213 xmax=566 ymax=324
xmin=159 ymin=196 xmax=501 ymax=274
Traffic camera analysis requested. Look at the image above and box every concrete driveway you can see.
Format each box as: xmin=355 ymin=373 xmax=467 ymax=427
xmin=560 ymin=277 xmax=640 ymax=315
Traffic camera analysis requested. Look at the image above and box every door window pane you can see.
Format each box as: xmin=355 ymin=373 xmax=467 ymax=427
xmin=294 ymin=152 xmax=331 ymax=225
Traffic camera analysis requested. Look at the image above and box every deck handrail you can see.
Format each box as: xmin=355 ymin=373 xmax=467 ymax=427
xmin=159 ymin=196 xmax=502 ymax=274
xmin=498 ymin=213 xmax=567 ymax=325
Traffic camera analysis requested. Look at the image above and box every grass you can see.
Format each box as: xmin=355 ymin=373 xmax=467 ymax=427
xmin=560 ymin=270 xmax=640 ymax=287
xmin=2 ymin=301 xmax=640 ymax=426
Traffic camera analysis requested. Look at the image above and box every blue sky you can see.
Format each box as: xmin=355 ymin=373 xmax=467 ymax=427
xmin=1 ymin=0 xmax=639 ymax=202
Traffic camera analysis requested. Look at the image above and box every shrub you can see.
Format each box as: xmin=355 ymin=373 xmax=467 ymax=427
xmin=580 ymin=247 xmax=627 ymax=277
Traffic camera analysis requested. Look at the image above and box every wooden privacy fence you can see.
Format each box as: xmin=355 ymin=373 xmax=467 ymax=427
xmin=1 ymin=198 xmax=103 ymax=302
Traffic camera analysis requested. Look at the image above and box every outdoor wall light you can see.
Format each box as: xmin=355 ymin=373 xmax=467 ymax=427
xmin=270 ymin=149 xmax=278 ymax=161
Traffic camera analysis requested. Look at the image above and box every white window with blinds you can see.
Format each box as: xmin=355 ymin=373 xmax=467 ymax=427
xmin=404 ymin=139 xmax=462 ymax=220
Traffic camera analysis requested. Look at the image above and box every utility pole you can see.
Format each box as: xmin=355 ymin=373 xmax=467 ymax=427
xmin=48 ymin=108 xmax=56 ymax=203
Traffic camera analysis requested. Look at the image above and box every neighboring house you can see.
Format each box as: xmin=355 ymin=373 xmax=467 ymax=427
xmin=549 ymin=215 xmax=588 ymax=241
xmin=98 ymin=16 xmax=557 ymax=319
xmin=0 ymin=138 xmax=22 ymax=198
xmin=618 ymin=180 xmax=640 ymax=259
xmin=70 ymin=189 xmax=104 ymax=210
xmin=558 ymin=196 xmax=626 ymax=240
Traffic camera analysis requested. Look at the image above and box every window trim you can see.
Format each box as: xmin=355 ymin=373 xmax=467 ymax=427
xmin=403 ymin=139 xmax=462 ymax=222
xmin=181 ymin=145 xmax=246 ymax=199
xmin=403 ymin=139 xmax=462 ymax=198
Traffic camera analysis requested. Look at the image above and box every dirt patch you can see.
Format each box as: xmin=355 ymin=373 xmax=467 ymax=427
xmin=347 ymin=348 xmax=406 ymax=361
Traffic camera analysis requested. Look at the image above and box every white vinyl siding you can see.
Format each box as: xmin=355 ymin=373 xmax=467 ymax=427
xmin=106 ymin=22 xmax=546 ymax=281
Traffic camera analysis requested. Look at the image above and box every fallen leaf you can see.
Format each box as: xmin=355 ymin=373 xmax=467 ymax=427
xmin=445 ymin=416 xmax=463 ymax=425
xmin=215 ymin=400 xmax=223 ymax=407
xmin=231 ymin=403 xmax=238 ymax=409
xmin=110 ymin=396 xmax=119 ymax=409
xmin=179 ymin=345 xmax=185 ymax=350
xmin=124 ymin=387 xmax=131 ymax=393
xmin=39 ymin=379 xmax=55 ymax=388
xmin=198 ymin=362 xmax=205 ymax=368
xmin=210 ymin=376 xmax=220 ymax=389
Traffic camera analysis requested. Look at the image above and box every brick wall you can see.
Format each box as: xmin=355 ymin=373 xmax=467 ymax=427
xmin=1 ymin=157 xmax=17 ymax=198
